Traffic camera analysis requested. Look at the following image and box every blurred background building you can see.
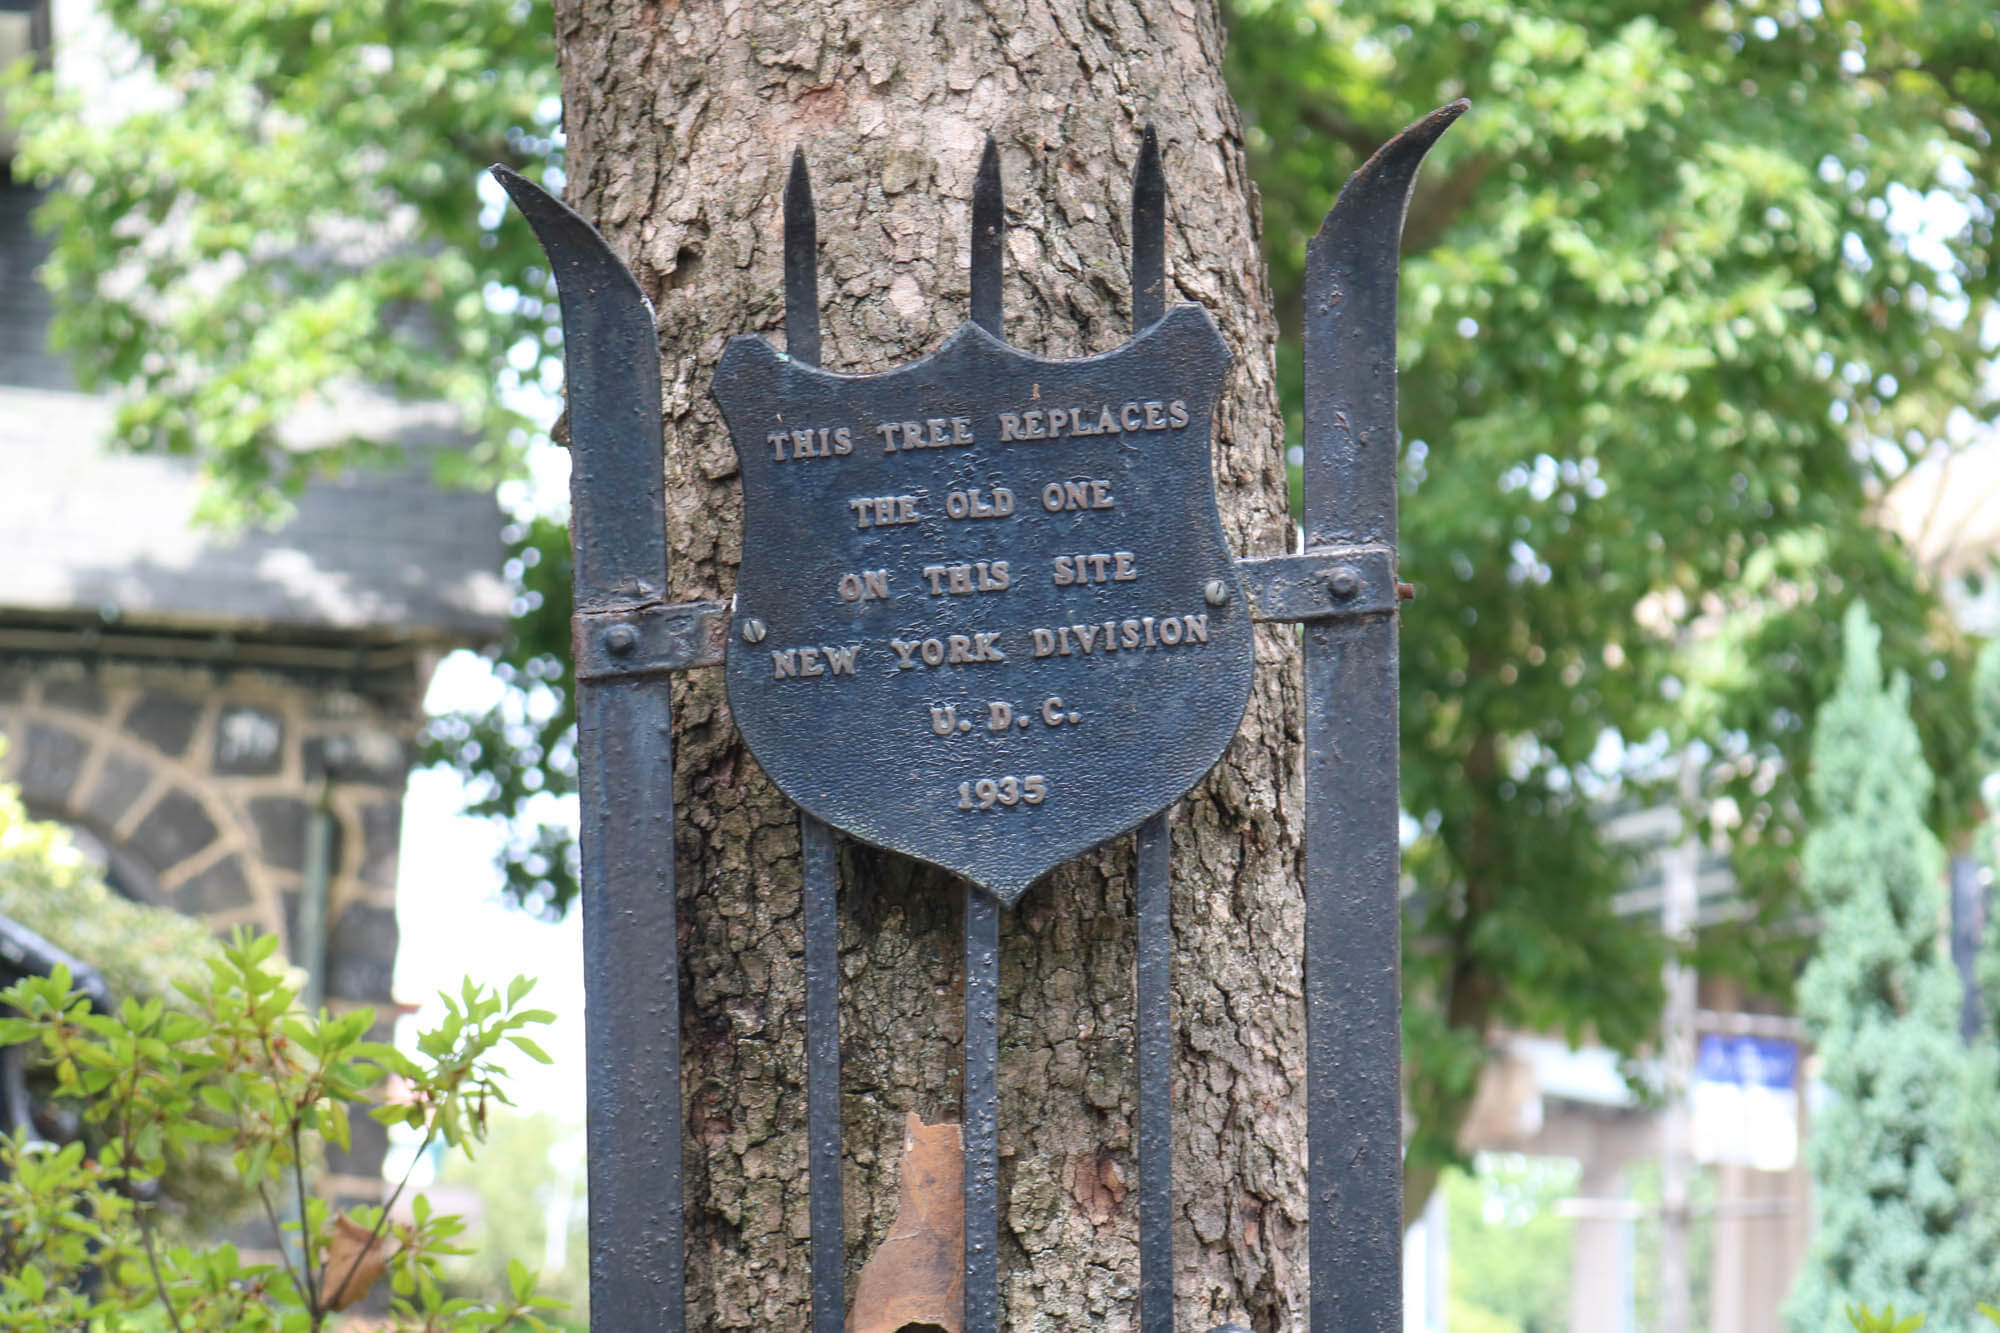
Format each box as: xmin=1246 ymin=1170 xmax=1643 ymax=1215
xmin=0 ymin=0 xmax=510 ymax=1203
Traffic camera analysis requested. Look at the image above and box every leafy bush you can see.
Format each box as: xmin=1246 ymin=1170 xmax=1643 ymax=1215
xmin=0 ymin=767 xmax=250 ymax=1231
xmin=0 ymin=932 xmax=565 ymax=1331
xmin=1846 ymin=1300 xmax=2000 ymax=1330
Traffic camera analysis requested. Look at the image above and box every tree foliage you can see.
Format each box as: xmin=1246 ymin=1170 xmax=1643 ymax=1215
xmin=5 ymin=0 xmax=560 ymax=521
xmin=1786 ymin=605 xmax=2000 ymax=1332
xmin=9 ymin=0 xmax=2000 ymax=1194
xmin=1443 ymin=1155 xmax=1577 ymax=1333
xmin=432 ymin=1110 xmax=588 ymax=1314
xmin=1227 ymin=0 xmax=2000 ymax=1195
xmin=6 ymin=0 xmax=580 ymax=911
xmin=1847 ymin=1306 xmax=2000 ymax=1333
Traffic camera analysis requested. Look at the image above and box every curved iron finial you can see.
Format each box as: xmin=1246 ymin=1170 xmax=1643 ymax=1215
xmin=488 ymin=165 xmax=685 ymax=1333
xmin=1296 ymin=98 xmax=1465 ymax=1333
xmin=488 ymin=165 xmax=667 ymax=610
xmin=1302 ymin=99 xmax=1468 ymax=549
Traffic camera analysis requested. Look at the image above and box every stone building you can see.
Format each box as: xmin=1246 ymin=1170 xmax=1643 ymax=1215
xmin=1 ymin=137 xmax=509 ymax=1191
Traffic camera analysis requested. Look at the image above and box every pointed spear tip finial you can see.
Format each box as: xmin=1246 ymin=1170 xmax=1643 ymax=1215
xmin=783 ymin=145 xmax=821 ymax=366
xmin=785 ymin=147 xmax=812 ymax=211
xmin=970 ymin=132 xmax=1004 ymax=335
xmin=1136 ymin=124 xmax=1162 ymax=180
xmin=973 ymin=132 xmax=1003 ymax=221
xmin=1133 ymin=122 xmax=1164 ymax=194
xmin=1130 ymin=121 xmax=1167 ymax=331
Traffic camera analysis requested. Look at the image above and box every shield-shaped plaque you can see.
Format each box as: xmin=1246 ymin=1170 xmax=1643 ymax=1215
xmin=713 ymin=305 xmax=1249 ymax=903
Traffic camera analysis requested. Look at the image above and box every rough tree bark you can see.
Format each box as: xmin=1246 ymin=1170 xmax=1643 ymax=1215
xmin=553 ymin=2 xmax=1305 ymax=1327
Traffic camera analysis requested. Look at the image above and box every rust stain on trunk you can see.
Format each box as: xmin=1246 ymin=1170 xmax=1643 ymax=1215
xmin=847 ymin=1112 xmax=964 ymax=1333
xmin=1070 ymin=1150 xmax=1128 ymax=1226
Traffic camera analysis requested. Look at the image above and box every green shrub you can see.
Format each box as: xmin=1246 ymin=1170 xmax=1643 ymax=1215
xmin=1846 ymin=1302 xmax=2000 ymax=1331
xmin=0 ymin=932 xmax=565 ymax=1331
xmin=0 ymin=767 xmax=251 ymax=1233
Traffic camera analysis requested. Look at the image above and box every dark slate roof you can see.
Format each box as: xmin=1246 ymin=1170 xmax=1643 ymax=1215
xmin=0 ymin=386 xmax=513 ymax=638
xmin=0 ymin=185 xmax=512 ymax=641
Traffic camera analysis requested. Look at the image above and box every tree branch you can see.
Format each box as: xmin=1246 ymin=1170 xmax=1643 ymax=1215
xmin=1403 ymin=152 xmax=1496 ymax=256
xmin=1296 ymin=102 xmax=1401 ymax=161
xmin=319 ymin=1118 xmax=439 ymax=1316
xmin=254 ymin=1180 xmax=307 ymax=1305
xmin=138 ymin=1210 xmax=187 ymax=1333
xmin=113 ymin=1033 xmax=184 ymax=1333
xmin=257 ymin=1029 xmax=320 ymax=1318
xmin=289 ymin=1116 xmax=320 ymax=1321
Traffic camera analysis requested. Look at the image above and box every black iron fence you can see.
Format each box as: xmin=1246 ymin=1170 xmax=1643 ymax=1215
xmin=495 ymin=95 xmax=1464 ymax=1333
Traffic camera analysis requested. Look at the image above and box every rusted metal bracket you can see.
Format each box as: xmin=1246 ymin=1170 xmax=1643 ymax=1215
xmin=573 ymin=599 xmax=731 ymax=680
xmin=1238 ymin=547 xmax=1409 ymax=623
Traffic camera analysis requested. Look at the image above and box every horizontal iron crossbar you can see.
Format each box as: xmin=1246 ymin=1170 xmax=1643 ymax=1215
xmin=1237 ymin=547 xmax=1404 ymax=622
xmin=575 ymin=550 xmax=1406 ymax=678
xmin=574 ymin=599 xmax=731 ymax=680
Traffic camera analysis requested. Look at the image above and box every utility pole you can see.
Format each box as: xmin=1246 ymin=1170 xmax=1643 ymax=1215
xmin=1658 ymin=753 xmax=1701 ymax=1333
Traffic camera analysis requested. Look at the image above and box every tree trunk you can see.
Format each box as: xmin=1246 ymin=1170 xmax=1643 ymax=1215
xmin=553 ymin=2 xmax=1302 ymax=1327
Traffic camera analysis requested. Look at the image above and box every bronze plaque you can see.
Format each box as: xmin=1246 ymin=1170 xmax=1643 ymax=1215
xmin=713 ymin=306 xmax=1249 ymax=903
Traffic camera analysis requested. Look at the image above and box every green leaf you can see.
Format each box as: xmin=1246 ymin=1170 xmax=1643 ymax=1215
xmin=508 ymin=1256 xmax=537 ymax=1303
xmin=506 ymin=1035 xmax=554 ymax=1065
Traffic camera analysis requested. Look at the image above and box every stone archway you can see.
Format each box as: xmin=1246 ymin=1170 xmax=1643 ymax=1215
xmin=16 ymin=713 xmax=275 ymax=932
xmin=0 ymin=660 xmax=405 ymax=1001
xmin=0 ymin=655 xmax=415 ymax=1204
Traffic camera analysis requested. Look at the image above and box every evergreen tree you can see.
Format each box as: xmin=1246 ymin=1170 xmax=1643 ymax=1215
xmin=1976 ymin=636 xmax=2000 ymax=1038
xmin=1788 ymin=605 xmax=1998 ymax=1331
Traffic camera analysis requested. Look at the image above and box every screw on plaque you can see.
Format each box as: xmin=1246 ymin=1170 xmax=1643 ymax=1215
xmin=742 ymin=618 xmax=768 ymax=644
xmin=1204 ymin=578 xmax=1230 ymax=606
